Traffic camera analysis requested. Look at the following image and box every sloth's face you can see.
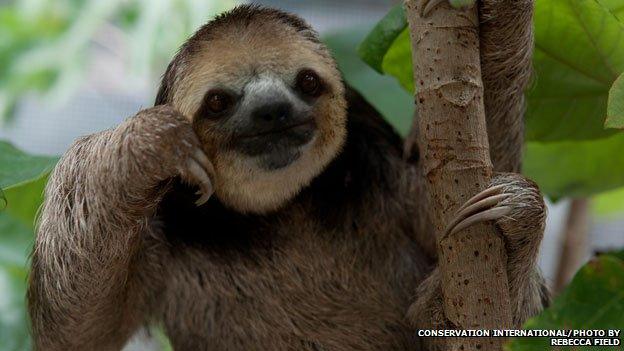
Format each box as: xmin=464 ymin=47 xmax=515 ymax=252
xmin=197 ymin=70 xmax=327 ymax=171
xmin=168 ymin=18 xmax=347 ymax=213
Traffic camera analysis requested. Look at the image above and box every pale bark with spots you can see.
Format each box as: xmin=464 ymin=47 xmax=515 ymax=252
xmin=404 ymin=1 xmax=512 ymax=349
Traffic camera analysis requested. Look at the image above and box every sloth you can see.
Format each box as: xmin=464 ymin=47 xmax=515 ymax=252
xmin=28 ymin=3 xmax=547 ymax=351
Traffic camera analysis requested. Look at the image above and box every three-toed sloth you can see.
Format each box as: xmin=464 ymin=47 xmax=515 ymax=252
xmin=28 ymin=2 xmax=548 ymax=350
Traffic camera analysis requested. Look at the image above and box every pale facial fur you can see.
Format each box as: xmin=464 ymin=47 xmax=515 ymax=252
xmin=168 ymin=19 xmax=347 ymax=213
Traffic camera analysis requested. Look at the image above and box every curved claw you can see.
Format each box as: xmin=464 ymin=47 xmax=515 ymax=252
xmin=456 ymin=184 xmax=506 ymax=213
xmin=186 ymin=158 xmax=214 ymax=206
xmin=195 ymin=192 xmax=212 ymax=206
xmin=442 ymin=184 xmax=513 ymax=240
xmin=192 ymin=149 xmax=215 ymax=178
xmin=443 ymin=206 xmax=511 ymax=240
xmin=446 ymin=193 xmax=511 ymax=234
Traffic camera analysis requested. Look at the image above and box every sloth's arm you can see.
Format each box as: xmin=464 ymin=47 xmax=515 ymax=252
xmin=464 ymin=0 xmax=548 ymax=324
xmin=27 ymin=106 xmax=212 ymax=350
xmin=480 ymin=0 xmax=534 ymax=173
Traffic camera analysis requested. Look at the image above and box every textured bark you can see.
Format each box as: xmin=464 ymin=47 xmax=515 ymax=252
xmin=405 ymin=1 xmax=512 ymax=349
xmin=554 ymin=198 xmax=590 ymax=294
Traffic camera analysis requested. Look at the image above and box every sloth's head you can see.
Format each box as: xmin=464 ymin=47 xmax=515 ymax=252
xmin=156 ymin=5 xmax=347 ymax=214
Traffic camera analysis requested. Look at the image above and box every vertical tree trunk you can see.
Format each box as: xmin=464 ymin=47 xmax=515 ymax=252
xmin=404 ymin=1 xmax=513 ymax=350
xmin=554 ymin=198 xmax=590 ymax=294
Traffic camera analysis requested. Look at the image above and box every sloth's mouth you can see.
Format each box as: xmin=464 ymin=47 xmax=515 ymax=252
xmin=233 ymin=117 xmax=317 ymax=169
xmin=238 ymin=118 xmax=316 ymax=140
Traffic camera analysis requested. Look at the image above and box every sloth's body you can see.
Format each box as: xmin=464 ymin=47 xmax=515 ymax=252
xmin=155 ymin=90 xmax=428 ymax=349
xmin=28 ymin=3 xmax=546 ymax=351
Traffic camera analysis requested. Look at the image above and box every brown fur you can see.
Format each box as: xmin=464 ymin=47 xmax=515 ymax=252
xmin=480 ymin=0 xmax=534 ymax=173
xmin=28 ymin=4 xmax=546 ymax=350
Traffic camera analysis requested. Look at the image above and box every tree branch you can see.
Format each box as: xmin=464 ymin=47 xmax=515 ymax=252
xmin=554 ymin=198 xmax=590 ymax=294
xmin=405 ymin=1 xmax=513 ymax=349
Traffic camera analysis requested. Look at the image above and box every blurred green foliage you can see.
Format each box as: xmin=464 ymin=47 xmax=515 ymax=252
xmin=593 ymin=186 xmax=624 ymax=218
xmin=0 ymin=150 xmax=52 ymax=351
xmin=506 ymin=250 xmax=624 ymax=351
xmin=0 ymin=1 xmax=235 ymax=349
xmin=0 ymin=0 xmax=235 ymax=120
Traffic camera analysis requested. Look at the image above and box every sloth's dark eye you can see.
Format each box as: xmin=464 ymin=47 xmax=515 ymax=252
xmin=204 ymin=90 xmax=232 ymax=114
xmin=296 ymin=69 xmax=322 ymax=97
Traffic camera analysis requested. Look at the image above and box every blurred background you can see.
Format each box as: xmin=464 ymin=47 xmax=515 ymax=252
xmin=0 ymin=0 xmax=622 ymax=350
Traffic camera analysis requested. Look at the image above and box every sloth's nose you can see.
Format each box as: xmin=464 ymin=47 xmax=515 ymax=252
xmin=252 ymin=102 xmax=293 ymax=125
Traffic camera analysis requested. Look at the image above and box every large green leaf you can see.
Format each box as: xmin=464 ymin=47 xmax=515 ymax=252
xmin=357 ymin=0 xmax=624 ymax=141
xmin=381 ymin=29 xmax=413 ymax=93
xmin=0 ymin=181 xmax=44 ymax=351
xmin=507 ymin=253 xmax=624 ymax=350
xmin=325 ymin=28 xmax=414 ymax=136
xmin=601 ymin=0 xmax=624 ymax=19
xmin=357 ymin=5 xmax=407 ymax=73
xmin=523 ymin=134 xmax=624 ymax=199
xmin=3 ymin=175 xmax=48 ymax=228
xmin=0 ymin=141 xmax=57 ymax=191
xmin=527 ymin=0 xmax=624 ymax=141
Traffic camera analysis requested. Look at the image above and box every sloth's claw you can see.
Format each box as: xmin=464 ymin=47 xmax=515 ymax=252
xmin=195 ymin=191 xmax=212 ymax=206
xmin=192 ymin=148 xmax=215 ymax=178
xmin=456 ymin=184 xmax=506 ymax=212
xmin=442 ymin=184 xmax=514 ymax=239
xmin=444 ymin=206 xmax=511 ymax=239
xmin=185 ymin=157 xmax=214 ymax=206
xmin=446 ymin=193 xmax=511 ymax=234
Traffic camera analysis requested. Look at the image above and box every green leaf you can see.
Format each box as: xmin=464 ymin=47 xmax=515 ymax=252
xmin=0 ymin=203 xmax=36 ymax=351
xmin=592 ymin=186 xmax=624 ymax=218
xmin=0 ymin=174 xmax=50 ymax=350
xmin=601 ymin=0 xmax=624 ymax=20
xmin=0 ymin=141 xmax=57 ymax=190
xmin=526 ymin=0 xmax=624 ymax=141
xmin=507 ymin=254 xmax=624 ymax=350
xmin=153 ymin=325 xmax=174 ymax=351
xmin=523 ymin=134 xmax=624 ymax=199
xmin=357 ymin=4 xmax=407 ymax=73
xmin=325 ymin=28 xmax=415 ymax=136
xmin=0 ymin=212 xmax=32 ymax=268
xmin=606 ymin=71 xmax=624 ymax=128
xmin=3 ymin=175 xmax=48 ymax=228
xmin=381 ymin=29 xmax=414 ymax=93
xmin=0 ymin=256 xmax=31 ymax=351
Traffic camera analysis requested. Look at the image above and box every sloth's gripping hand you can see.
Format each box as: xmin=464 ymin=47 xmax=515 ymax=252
xmin=121 ymin=105 xmax=214 ymax=205
xmin=446 ymin=173 xmax=548 ymax=326
xmin=408 ymin=174 xmax=547 ymax=349
xmin=444 ymin=173 xmax=546 ymax=255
